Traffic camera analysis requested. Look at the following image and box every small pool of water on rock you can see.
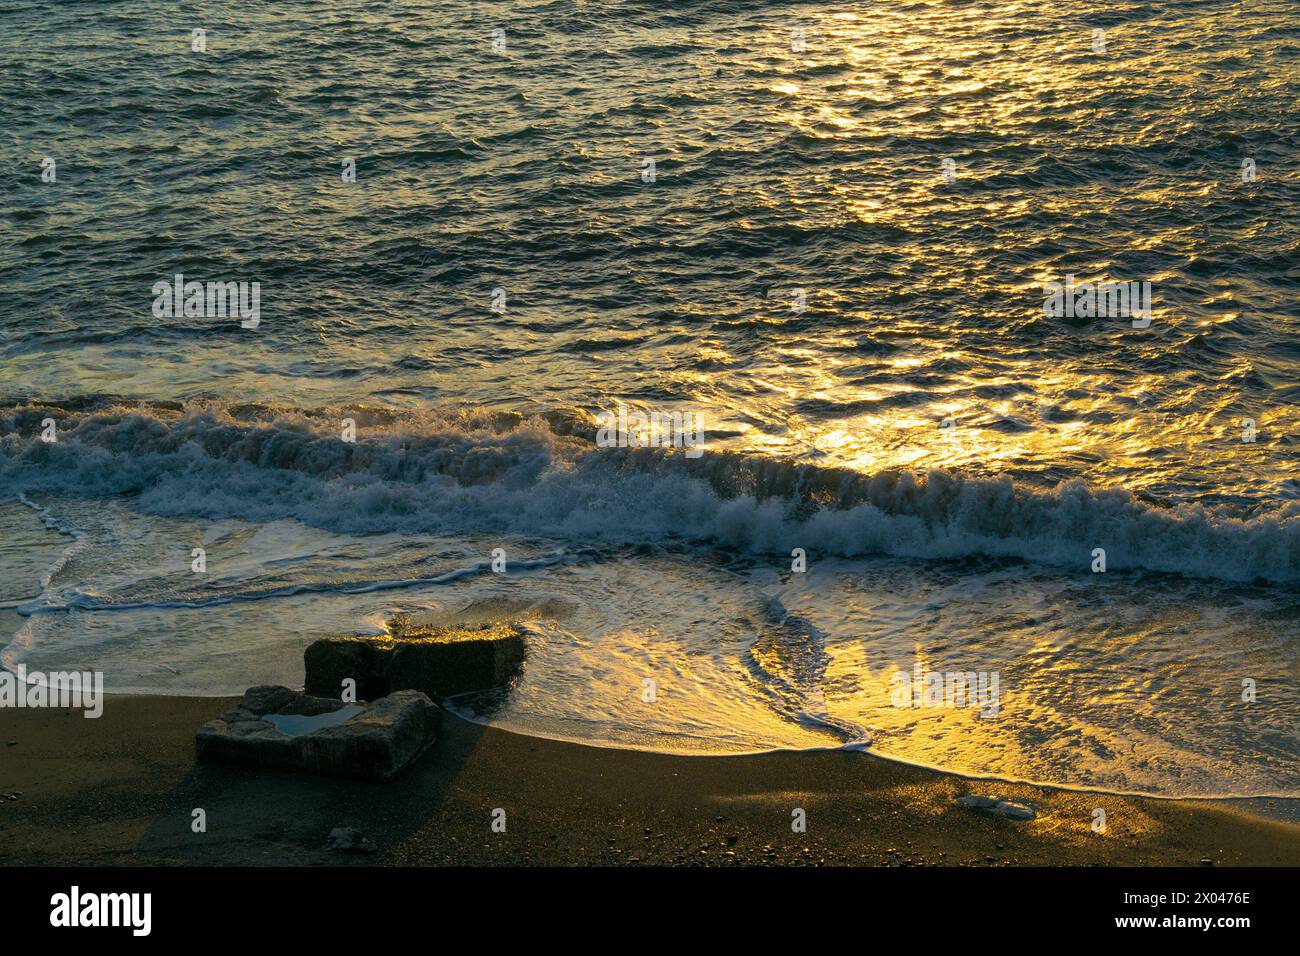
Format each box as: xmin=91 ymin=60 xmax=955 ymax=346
xmin=262 ymin=704 xmax=363 ymax=737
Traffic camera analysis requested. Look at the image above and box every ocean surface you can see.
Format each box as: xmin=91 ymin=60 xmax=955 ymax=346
xmin=2 ymin=0 xmax=1297 ymax=797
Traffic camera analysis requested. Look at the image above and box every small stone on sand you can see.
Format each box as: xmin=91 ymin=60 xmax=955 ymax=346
xmin=327 ymin=827 xmax=376 ymax=854
xmin=956 ymin=794 xmax=1036 ymax=820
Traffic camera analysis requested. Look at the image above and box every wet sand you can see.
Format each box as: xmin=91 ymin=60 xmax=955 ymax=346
xmin=1 ymin=694 xmax=1297 ymax=866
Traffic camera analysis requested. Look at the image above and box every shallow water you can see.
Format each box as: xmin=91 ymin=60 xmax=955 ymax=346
xmin=2 ymin=1 xmax=1297 ymax=797
xmin=263 ymin=703 xmax=364 ymax=736
xmin=1 ymin=468 xmax=1296 ymax=797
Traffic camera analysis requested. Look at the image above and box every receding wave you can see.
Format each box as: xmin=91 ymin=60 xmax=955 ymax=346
xmin=1 ymin=399 xmax=1296 ymax=584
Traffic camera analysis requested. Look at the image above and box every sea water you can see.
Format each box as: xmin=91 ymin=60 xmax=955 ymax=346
xmin=2 ymin=0 xmax=1297 ymax=797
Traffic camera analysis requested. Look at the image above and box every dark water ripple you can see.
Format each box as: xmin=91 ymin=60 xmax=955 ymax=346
xmin=2 ymin=0 xmax=1297 ymax=507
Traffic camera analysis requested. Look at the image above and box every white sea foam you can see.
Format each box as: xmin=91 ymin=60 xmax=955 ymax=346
xmin=0 ymin=464 xmax=1295 ymax=797
xmin=1 ymin=402 xmax=1295 ymax=584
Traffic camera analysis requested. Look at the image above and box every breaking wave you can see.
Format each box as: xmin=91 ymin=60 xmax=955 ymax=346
xmin=1 ymin=399 xmax=1296 ymax=584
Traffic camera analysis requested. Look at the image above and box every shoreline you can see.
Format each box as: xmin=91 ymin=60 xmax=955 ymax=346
xmin=444 ymin=711 xmax=1300 ymax=815
xmin=2 ymin=693 xmax=1298 ymax=866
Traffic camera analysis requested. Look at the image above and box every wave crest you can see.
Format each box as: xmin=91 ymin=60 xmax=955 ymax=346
xmin=1 ymin=399 xmax=1295 ymax=583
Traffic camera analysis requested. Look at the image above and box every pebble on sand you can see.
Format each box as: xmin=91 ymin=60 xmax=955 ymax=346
xmin=956 ymin=795 xmax=1036 ymax=820
xmin=327 ymin=827 xmax=376 ymax=854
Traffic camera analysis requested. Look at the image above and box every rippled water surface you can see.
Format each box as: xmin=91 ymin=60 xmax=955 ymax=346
xmin=2 ymin=0 xmax=1297 ymax=796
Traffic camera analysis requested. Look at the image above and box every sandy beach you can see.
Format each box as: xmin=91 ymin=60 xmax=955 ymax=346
xmin=2 ymin=694 xmax=1297 ymax=867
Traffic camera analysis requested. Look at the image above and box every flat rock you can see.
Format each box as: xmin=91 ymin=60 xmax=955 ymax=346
xmin=196 ymin=685 xmax=439 ymax=781
xmin=327 ymin=827 xmax=376 ymax=854
xmin=304 ymin=623 xmax=526 ymax=701
xmin=956 ymin=795 xmax=1037 ymax=820
xmin=994 ymin=800 xmax=1036 ymax=820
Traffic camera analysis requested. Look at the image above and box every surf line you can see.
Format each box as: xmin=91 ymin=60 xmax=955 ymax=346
xmin=14 ymin=491 xmax=86 ymax=595
xmin=14 ymin=549 xmax=596 ymax=617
